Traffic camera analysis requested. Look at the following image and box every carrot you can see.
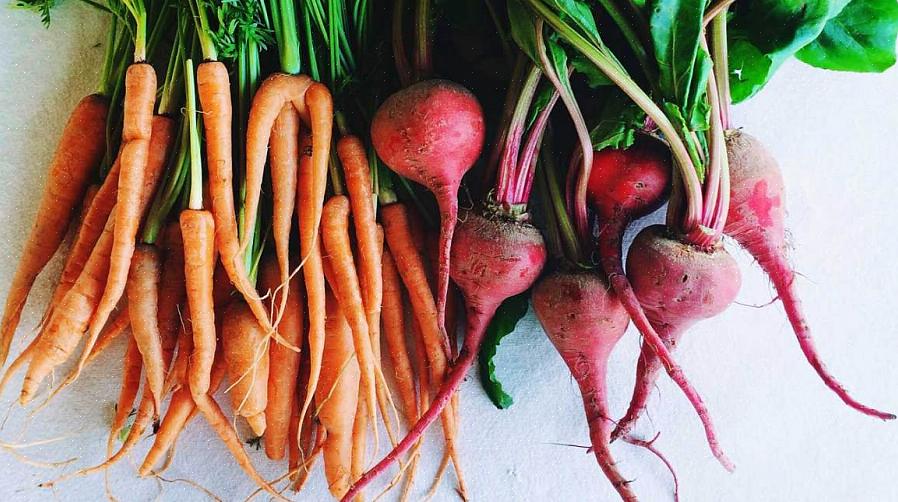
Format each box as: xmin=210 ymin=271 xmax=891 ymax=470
xmin=43 ymin=156 xmax=121 ymax=326
xmin=260 ymin=257 xmax=304 ymax=461
xmin=126 ymin=245 xmax=166 ymax=412
xmin=80 ymin=185 xmax=101 ymax=222
xmin=157 ymin=223 xmax=187 ymax=392
xmin=0 ymin=94 xmax=108 ymax=366
xmin=381 ymin=249 xmax=419 ymax=428
xmin=197 ymin=61 xmax=273 ymax=334
xmin=221 ymin=299 xmax=270 ymax=437
xmin=139 ymin=333 xmax=225 ymax=477
xmin=180 ymin=208 xmax=281 ymax=498
xmin=112 ymin=335 xmax=143 ymax=438
xmin=381 ymin=203 xmax=466 ymax=495
xmin=351 ymin=393 xmax=369 ymax=496
xmin=322 ymin=196 xmax=380 ymax=435
xmin=269 ymin=105 xmax=300 ymax=314
xmin=241 ymin=74 xmax=312 ymax=255
xmin=81 ymin=63 xmax=158 ymax=378
xmin=19 ymin=209 xmax=116 ymax=404
xmin=86 ymin=304 xmax=130 ymax=365
xmin=56 ymin=113 xmax=176 ymax=397
xmin=295 ymin=129 xmax=327 ymax=439
xmin=316 ymin=289 xmax=360 ymax=500
xmin=290 ymin=359 xmax=320 ymax=492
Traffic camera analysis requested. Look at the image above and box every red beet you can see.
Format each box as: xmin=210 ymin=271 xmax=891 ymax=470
xmin=724 ymin=130 xmax=894 ymax=420
xmin=341 ymin=210 xmax=546 ymax=501
xmin=532 ymin=271 xmax=636 ymax=501
xmin=371 ymin=80 xmax=486 ymax=331
xmin=612 ymin=225 xmax=742 ymax=446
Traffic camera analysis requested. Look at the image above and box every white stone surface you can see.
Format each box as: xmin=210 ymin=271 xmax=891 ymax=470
xmin=1 ymin=4 xmax=897 ymax=501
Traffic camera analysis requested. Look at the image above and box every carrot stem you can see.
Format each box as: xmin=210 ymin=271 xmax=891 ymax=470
xmin=185 ymin=58 xmax=203 ymax=210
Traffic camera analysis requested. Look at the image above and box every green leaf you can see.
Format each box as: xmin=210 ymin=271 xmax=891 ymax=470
xmin=589 ymin=89 xmax=646 ymax=151
xmin=508 ymin=0 xmax=542 ymax=65
xmin=548 ymin=0 xmax=601 ymax=44
xmin=478 ymin=293 xmax=530 ymax=409
xmin=571 ymin=51 xmax=612 ymax=87
xmin=728 ymin=0 xmax=838 ymax=102
xmin=648 ymin=0 xmax=707 ymax=105
xmin=15 ymin=0 xmax=58 ymax=27
xmin=796 ymin=0 xmax=898 ymax=72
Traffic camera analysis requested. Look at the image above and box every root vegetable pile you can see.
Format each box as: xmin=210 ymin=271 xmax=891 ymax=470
xmin=2 ymin=0 xmax=896 ymax=500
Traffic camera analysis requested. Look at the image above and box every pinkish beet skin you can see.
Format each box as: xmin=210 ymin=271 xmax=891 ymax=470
xmin=340 ymin=210 xmax=545 ymax=502
xmin=532 ymin=271 xmax=637 ymax=501
xmin=370 ymin=79 xmax=486 ymax=334
xmin=587 ymin=138 xmax=672 ymax=223
xmin=612 ymin=225 xmax=741 ymax=442
xmin=724 ymin=130 xmax=894 ymax=420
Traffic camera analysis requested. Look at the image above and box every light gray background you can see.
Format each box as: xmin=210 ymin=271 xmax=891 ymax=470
xmin=2 ymin=4 xmax=897 ymax=501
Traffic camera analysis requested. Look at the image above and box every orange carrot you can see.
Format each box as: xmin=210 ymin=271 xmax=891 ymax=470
xmin=80 ymin=185 xmax=101 ymax=222
xmin=269 ymin=105 xmax=300 ymax=313
xmin=0 ymin=94 xmax=108 ymax=366
xmin=382 ymin=249 xmax=419 ymax=426
xmin=60 ymin=112 xmax=175 ymax=396
xmin=126 ymin=245 xmax=166 ymax=412
xmin=180 ymin=208 xmax=280 ymax=498
xmin=317 ymin=289 xmax=360 ymax=500
xmin=86 ymin=304 xmax=130 ymax=365
xmin=197 ymin=61 xmax=273 ymax=333
xmin=351 ymin=393 xmax=369 ymax=494
xmin=289 ymin=353 xmax=320 ymax=491
xmin=43 ymin=156 xmax=122 ymax=326
xmin=322 ymin=196 xmax=379 ymax=433
xmin=19 ymin=208 xmax=116 ymax=404
xmin=157 ymin=223 xmax=187 ymax=391
xmin=82 ymin=64 xmax=159 ymax=378
xmin=112 ymin=335 xmax=143 ymax=437
xmin=241 ymin=74 xmax=314 ymax=255
xmin=221 ymin=299 xmax=270 ymax=437
xmin=261 ymin=257 xmax=304 ymax=461
xmin=295 ymin=129 xmax=326 ymax=439
xmin=139 ymin=350 xmax=226 ymax=476
xmin=381 ymin=203 xmax=466 ymax=495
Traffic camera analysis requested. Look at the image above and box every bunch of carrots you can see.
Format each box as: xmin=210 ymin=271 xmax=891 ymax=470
xmin=3 ymin=0 xmax=897 ymax=500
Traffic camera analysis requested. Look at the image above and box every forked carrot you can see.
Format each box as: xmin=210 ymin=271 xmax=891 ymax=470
xmin=0 ymin=94 xmax=108 ymax=366
xmin=241 ymin=73 xmax=313 ymax=255
xmin=316 ymin=289 xmax=360 ymax=500
xmin=261 ymin=257 xmax=304 ymax=461
xmin=139 ymin=351 xmax=226 ymax=476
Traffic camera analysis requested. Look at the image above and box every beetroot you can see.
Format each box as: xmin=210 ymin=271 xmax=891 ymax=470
xmin=612 ymin=225 xmax=742 ymax=446
xmin=724 ymin=130 xmax=894 ymax=420
xmin=532 ymin=271 xmax=636 ymax=501
xmin=371 ymin=79 xmax=486 ymax=330
xmin=342 ymin=210 xmax=546 ymax=501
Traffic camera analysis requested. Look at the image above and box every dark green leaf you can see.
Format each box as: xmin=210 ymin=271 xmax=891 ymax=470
xmin=478 ymin=293 xmax=530 ymax=409
xmin=648 ymin=0 xmax=707 ymax=106
xmin=589 ymin=89 xmax=646 ymax=151
xmin=508 ymin=0 xmax=542 ymax=65
xmin=548 ymin=0 xmax=602 ymax=44
xmin=796 ymin=0 xmax=898 ymax=72
xmin=526 ymin=84 xmax=557 ymax=129
xmin=571 ymin=51 xmax=612 ymax=87
xmin=15 ymin=0 xmax=58 ymax=27
xmin=728 ymin=0 xmax=839 ymax=102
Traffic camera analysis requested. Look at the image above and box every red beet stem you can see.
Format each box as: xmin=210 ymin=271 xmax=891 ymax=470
xmin=340 ymin=301 xmax=499 ymax=502
xmin=434 ymin=183 xmax=460 ymax=337
xmin=597 ymin=222 xmax=734 ymax=471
